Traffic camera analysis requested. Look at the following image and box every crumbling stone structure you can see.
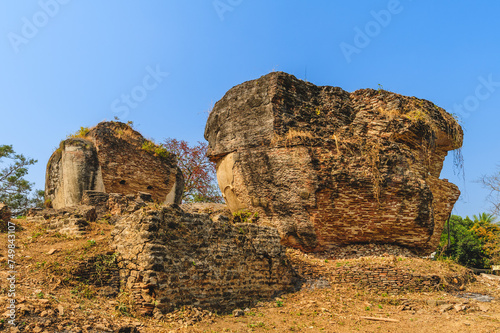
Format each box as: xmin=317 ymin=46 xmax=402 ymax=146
xmin=27 ymin=205 xmax=97 ymax=236
xmin=111 ymin=204 xmax=295 ymax=315
xmin=45 ymin=122 xmax=184 ymax=209
xmin=27 ymin=191 xmax=154 ymax=236
xmin=205 ymin=72 xmax=463 ymax=254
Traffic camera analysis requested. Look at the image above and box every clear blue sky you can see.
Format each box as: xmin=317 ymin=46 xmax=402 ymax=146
xmin=1 ymin=1 xmax=499 ymax=218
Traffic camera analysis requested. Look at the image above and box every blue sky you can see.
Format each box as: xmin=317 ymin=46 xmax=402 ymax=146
xmin=1 ymin=1 xmax=499 ymax=218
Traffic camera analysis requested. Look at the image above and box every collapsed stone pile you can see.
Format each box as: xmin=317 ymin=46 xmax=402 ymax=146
xmin=322 ymin=243 xmax=419 ymax=260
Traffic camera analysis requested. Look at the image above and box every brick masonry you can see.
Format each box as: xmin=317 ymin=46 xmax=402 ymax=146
xmin=27 ymin=191 xmax=154 ymax=236
xmin=26 ymin=205 xmax=96 ymax=236
xmin=205 ymin=72 xmax=463 ymax=254
xmin=45 ymin=122 xmax=184 ymax=209
xmin=111 ymin=204 xmax=296 ymax=315
xmin=328 ymin=266 xmax=468 ymax=294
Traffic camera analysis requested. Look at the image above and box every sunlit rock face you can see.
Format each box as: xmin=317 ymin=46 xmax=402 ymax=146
xmin=205 ymin=72 xmax=463 ymax=254
xmin=46 ymin=121 xmax=184 ymax=209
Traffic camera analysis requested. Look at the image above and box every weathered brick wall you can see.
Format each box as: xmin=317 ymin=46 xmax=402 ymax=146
xmin=111 ymin=205 xmax=296 ymax=315
xmin=289 ymin=251 xmax=475 ymax=294
xmin=331 ymin=266 xmax=441 ymax=293
xmin=329 ymin=266 xmax=475 ymax=293
xmin=87 ymin=122 xmax=184 ymax=204
xmin=46 ymin=122 xmax=184 ymax=209
xmin=81 ymin=190 xmax=154 ymax=219
xmin=26 ymin=205 xmax=96 ymax=236
xmin=27 ymin=191 xmax=153 ymax=236
xmin=205 ymin=71 xmax=463 ymax=254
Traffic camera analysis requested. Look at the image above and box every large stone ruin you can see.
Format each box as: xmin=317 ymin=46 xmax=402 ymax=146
xmin=45 ymin=121 xmax=184 ymax=209
xmin=36 ymin=121 xmax=295 ymax=315
xmin=205 ymin=71 xmax=463 ymax=254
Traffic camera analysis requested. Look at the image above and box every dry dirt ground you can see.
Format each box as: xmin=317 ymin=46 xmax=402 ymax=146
xmin=1 ymin=218 xmax=499 ymax=333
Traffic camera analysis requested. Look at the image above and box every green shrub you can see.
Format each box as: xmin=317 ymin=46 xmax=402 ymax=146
xmin=141 ymin=139 xmax=170 ymax=160
xmin=438 ymin=214 xmax=500 ymax=269
xmin=233 ymin=210 xmax=259 ymax=223
xmin=68 ymin=127 xmax=90 ymax=139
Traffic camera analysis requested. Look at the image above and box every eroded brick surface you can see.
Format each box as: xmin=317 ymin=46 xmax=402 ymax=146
xmin=45 ymin=122 xmax=183 ymax=209
xmin=111 ymin=205 xmax=295 ymax=315
xmin=205 ymin=72 xmax=463 ymax=254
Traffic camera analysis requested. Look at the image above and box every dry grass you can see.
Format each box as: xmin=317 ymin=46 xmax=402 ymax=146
xmin=113 ymin=123 xmax=138 ymax=140
xmin=271 ymin=128 xmax=316 ymax=147
xmin=2 ymin=219 xmax=499 ymax=333
xmin=377 ymin=107 xmax=402 ymax=120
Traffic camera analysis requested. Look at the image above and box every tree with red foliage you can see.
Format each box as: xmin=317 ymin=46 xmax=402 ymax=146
xmin=162 ymin=138 xmax=223 ymax=203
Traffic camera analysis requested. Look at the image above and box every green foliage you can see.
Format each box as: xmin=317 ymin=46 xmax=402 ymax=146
xmin=438 ymin=214 xmax=500 ymax=268
xmin=44 ymin=198 xmax=53 ymax=208
xmin=141 ymin=139 xmax=170 ymax=160
xmin=67 ymin=127 xmax=90 ymax=139
xmin=0 ymin=145 xmax=43 ymax=215
xmin=71 ymin=283 xmax=95 ymax=299
xmin=232 ymin=210 xmax=259 ymax=223
xmin=115 ymin=302 xmax=131 ymax=316
xmin=377 ymin=83 xmax=384 ymax=93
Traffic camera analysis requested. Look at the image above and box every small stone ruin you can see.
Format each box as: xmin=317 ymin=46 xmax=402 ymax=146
xmin=45 ymin=121 xmax=184 ymax=209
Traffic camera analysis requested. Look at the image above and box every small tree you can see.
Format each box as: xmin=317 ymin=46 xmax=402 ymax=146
xmin=481 ymin=169 xmax=500 ymax=216
xmin=0 ymin=145 xmax=43 ymax=215
xmin=439 ymin=213 xmax=500 ymax=269
xmin=162 ymin=138 xmax=223 ymax=203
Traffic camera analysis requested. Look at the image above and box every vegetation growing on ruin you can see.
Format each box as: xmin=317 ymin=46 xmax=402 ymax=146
xmin=232 ymin=209 xmax=260 ymax=223
xmin=141 ymin=139 xmax=170 ymax=160
xmin=270 ymin=128 xmax=316 ymax=147
xmin=67 ymin=126 xmax=90 ymax=139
